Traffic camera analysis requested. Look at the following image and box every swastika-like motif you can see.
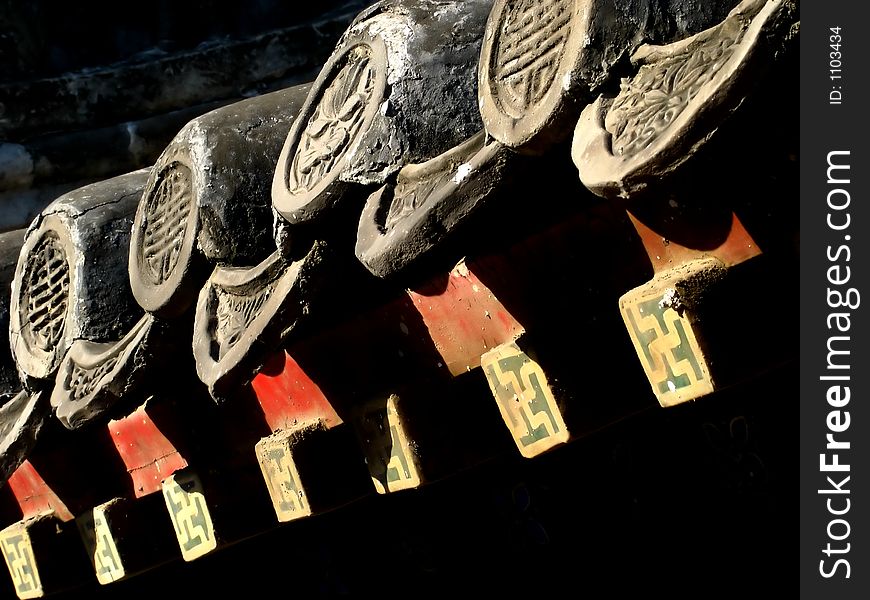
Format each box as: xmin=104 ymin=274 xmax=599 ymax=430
xmin=482 ymin=342 xmax=569 ymax=458
xmin=161 ymin=473 xmax=216 ymax=561
xmin=77 ymin=508 xmax=125 ymax=585
xmin=0 ymin=524 xmax=42 ymax=599
xmin=288 ymin=45 xmax=376 ymax=195
xmin=621 ymin=291 xmax=713 ymax=406
xmin=140 ymin=163 xmax=194 ymax=286
xmin=490 ymin=0 xmax=572 ymax=118
xmin=255 ymin=435 xmax=311 ymax=522
xmin=20 ymin=233 xmax=70 ymax=354
xmin=355 ymin=396 xmax=421 ymax=494
xmin=92 ymin=508 xmax=124 ymax=584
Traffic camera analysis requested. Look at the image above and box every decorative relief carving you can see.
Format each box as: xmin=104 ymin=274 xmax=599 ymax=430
xmin=606 ymin=25 xmax=748 ymax=159
xmin=214 ymin=284 xmax=275 ymax=360
xmin=288 ymin=45 xmax=376 ymax=196
xmin=491 ymin=0 xmax=572 ymax=118
xmin=571 ymin=0 xmax=786 ymax=198
xmin=64 ymin=357 xmax=120 ymax=403
xmin=378 ymin=133 xmax=493 ymax=233
xmin=383 ymin=169 xmax=445 ymax=232
xmin=139 ymin=163 xmax=194 ymax=287
xmin=193 ymin=245 xmax=326 ymax=401
xmin=273 ymin=39 xmax=386 ymax=224
xmin=20 ymin=234 xmax=70 ymax=354
xmin=478 ymin=0 xmax=586 ymax=151
xmin=51 ymin=315 xmax=154 ymax=430
xmin=356 ymin=131 xmax=514 ymax=278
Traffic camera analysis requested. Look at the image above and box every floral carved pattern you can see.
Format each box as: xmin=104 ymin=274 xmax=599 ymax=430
xmin=288 ymin=45 xmax=376 ymax=195
xmin=606 ymin=24 xmax=749 ymax=159
xmin=21 ymin=234 xmax=70 ymax=352
xmin=64 ymin=356 xmax=120 ymax=401
xmin=140 ymin=163 xmax=193 ymax=286
xmin=214 ymin=285 xmax=276 ymax=359
xmin=384 ymin=172 xmax=447 ymax=231
xmin=492 ymin=0 xmax=572 ymax=117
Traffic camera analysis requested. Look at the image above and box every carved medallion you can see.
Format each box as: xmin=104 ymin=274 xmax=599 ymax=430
xmin=356 ymin=131 xmax=515 ymax=278
xmin=11 ymin=171 xmax=145 ymax=384
xmin=572 ymin=0 xmax=786 ymax=198
xmin=479 ymin=0 xmax=585 ymax=152
xmin=491 ymin=0 xmax=572 ymax=117
xmin=19 ymin=234 xmax=70 ymax=354
xmin=289 ymin=47 xmax=375 ymax=195
xmin=140 ymin=164 xmax=194 ymax=287
xmin=10 ymin=218 xmax=76 ymax=382
xmin=129 ymin=161 xmax=200 ymax=316
xmin=273 ymin=40 xmax=387 ymax=223
xmin=193 ymin=244 xmax=327 ymax=402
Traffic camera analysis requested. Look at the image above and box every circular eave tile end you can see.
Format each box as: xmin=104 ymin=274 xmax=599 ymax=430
xmin=10 ymin=220 xmax=76 ymax=382
xmin=129 ymin=161 xmax=202 ymax=318
xmin=272 ymin=39 xmax=387 ymax=224
xmin=478 ymin=0 xmax=585 ymax=153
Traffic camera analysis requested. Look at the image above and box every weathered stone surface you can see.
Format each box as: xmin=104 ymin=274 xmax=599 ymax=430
xmin=50 ymin=315 xmax=171 ymax=430
xmin=355 ymin=130 xmax=518 ymax=278
xmin=0 ymin=230 xmax=26 ymax=400
xmin=9 ymin=169 xmax=148 ymax=385
xmin=128 ymin=83 xmax=313 ymax=318
xmin=0 ymin=99 xmax=229 ymax=198
xmin=0 ymin=1 xmax=373 ymax=141
xmin=192 ymin=243 xmax=328 ymax=402
xmin=272 ymin=0 xmax=493 ymax=225
xmin=478 ymin=0 xmax=740 ymax=154
xmin=0 ymin=391 xmax=49 ymax=484
xmin=571 ymin=0 xmax=795 ymax=198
